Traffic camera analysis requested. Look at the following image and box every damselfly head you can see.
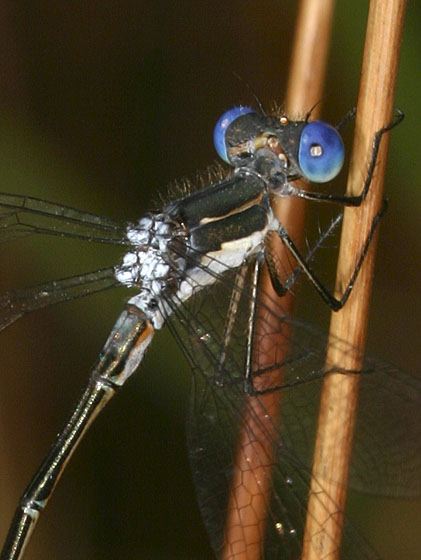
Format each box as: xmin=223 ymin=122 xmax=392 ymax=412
xmin=213 ymin=106 xmax=345 ymax=184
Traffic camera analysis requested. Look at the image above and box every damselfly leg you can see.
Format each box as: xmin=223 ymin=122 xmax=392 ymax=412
xmin=271 ymin=201 xmax=387 ymax=312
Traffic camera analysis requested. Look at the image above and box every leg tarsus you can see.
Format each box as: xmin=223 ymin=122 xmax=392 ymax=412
xmin=335 ymin=107 xmax=356 ymax=131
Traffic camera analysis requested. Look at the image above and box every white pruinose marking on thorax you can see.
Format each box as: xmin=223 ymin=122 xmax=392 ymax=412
xmin=115 ymin=208 xmax=279 ymax=330
xmin=114 ymin=214 xmax=179 ymax=325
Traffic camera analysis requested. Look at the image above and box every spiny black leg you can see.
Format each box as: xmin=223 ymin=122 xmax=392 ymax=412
xmin=243 ymin=258 xmax=301 ymax=397
xmin=275 ymin=201 xmax=388 ymax=311
xmin=245 ymin=205 xmax=386 ymax=397
xmin=244 ymin=259 xmax=260 ymax=394
xmin=335 ymin=107 xmax=356 ymax=131
xmin=292 ymin=110 xmax=404 ymax=206
xmin=264 ymin=212 xmax=344 ymax=295
xmin=217 ymin=264 xmax=248 ymax=380
xmin=264 ymin=232 xmax=289 ymax=297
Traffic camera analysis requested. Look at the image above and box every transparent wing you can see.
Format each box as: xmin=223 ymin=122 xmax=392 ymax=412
xmin=162 ymin=254 xmax=420 ymax=559
xmin=0 ymin=267 xmax=120 ymax=331
xmin=0 ymin=192 xmax=128 ymax=244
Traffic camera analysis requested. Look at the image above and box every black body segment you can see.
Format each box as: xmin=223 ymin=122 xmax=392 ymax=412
xmin=166 ymin=173 xmax=265 ymax=227
xmin=190 ymin=204 xmax=269 ymax=253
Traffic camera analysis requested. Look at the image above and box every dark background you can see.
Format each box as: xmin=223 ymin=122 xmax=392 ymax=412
xmin=0 ymin=2 xmax=419 ymax=559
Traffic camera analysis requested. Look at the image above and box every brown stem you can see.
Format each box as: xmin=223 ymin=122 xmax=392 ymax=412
xmin=302 ymin=2 xmax=407 ymax=559
xmin=222 ymin=1 xmax=336 ymax=558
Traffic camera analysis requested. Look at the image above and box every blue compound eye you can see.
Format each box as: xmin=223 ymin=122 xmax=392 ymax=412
xmin=213 ymin=106 xmax=255 ymax=163
xmin=298 ymin=121 xmax=345 ymax=183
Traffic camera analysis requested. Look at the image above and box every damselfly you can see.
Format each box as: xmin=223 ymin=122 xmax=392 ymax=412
xmin=0 ymin=106 xmax=419 ymax=559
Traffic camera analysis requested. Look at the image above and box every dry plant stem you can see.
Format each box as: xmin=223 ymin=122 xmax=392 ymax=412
xmin=302 ymin=2 xmax=407 ymax=559
xmin=222 ymin=1 xmax=335 ymax=558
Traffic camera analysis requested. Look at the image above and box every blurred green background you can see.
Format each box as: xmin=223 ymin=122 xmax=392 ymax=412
xmin=0 ymin=2 xmax=419 ymax=559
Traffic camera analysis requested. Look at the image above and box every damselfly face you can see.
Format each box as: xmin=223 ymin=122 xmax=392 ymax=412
xmin=0 ymin=104 xmax=419 ymax=560
xmin=214 ymin=106 xmax=345 ymax=184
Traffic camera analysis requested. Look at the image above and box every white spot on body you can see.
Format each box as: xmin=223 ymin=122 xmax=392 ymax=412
xmin=116 ymin=208 xmax=279 ymax=329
